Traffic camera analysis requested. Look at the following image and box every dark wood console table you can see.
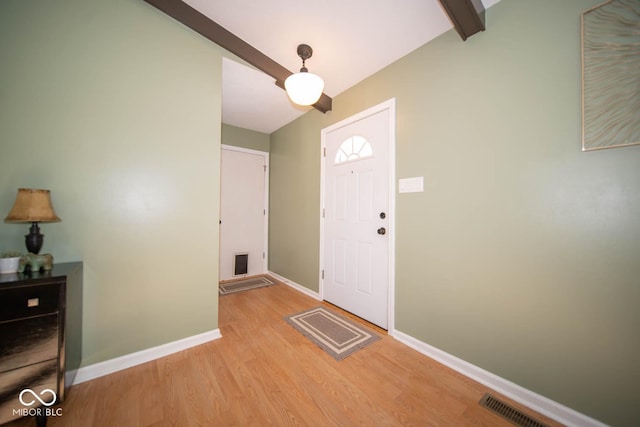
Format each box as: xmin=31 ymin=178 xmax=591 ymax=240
xmin=0 ymin=262 xmax=83 ymax=426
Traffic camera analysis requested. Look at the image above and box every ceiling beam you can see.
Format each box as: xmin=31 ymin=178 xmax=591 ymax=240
xmin=438 ymin=0 xmax=486 ymax=41
xmin=143 ymin=0 xmax=332 ymax=113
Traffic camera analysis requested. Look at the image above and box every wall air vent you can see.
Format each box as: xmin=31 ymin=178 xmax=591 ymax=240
xmin=234 ymin=253 xmax=248 ymax=276
xmin=479 ymin=393 xmax=549 ymax=427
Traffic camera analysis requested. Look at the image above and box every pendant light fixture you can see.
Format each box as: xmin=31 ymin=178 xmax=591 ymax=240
xmin=284 ymin=44 xmax=324 ymax=106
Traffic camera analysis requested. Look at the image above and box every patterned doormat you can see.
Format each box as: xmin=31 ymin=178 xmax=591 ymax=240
xmin=219 ymin=276 xmax=275 ymax=295
xmin=284 ymin=306 xmax=380 ymax=360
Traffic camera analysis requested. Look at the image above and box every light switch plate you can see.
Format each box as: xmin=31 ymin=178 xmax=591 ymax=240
xmin=399 ymin=177 xmax=424 ymax=193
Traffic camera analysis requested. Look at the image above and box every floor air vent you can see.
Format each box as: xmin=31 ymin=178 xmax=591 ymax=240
xmin=479 ymin=393 xmax=549 ymax=427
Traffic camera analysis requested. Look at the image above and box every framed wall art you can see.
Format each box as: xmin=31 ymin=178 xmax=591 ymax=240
xmin=581 ymin=0 xmax=640 ymax=151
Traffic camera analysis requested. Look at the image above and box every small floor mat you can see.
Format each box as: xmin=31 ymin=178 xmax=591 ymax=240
xmin=219 ymin=276 xmax=275 ymax=295
xmin=284 ymin=306 xmax=380 ymax=360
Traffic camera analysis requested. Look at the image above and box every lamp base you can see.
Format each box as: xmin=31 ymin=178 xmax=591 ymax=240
xmin=25 ymin=222 xmax=44 ymax=254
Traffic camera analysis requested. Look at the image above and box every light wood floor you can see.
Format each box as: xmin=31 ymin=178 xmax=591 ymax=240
xmin=8 ymin=277 xmax=563 ymax=426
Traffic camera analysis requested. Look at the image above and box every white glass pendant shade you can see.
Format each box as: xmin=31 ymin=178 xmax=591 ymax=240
xmin=284 ymin=71 xmax=324 ymax=106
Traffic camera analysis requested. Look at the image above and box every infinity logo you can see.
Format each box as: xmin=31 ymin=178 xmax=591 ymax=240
xmin=19 ymin=389 xmax=57 ymax=407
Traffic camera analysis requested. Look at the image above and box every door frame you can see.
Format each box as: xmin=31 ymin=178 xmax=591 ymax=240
xmin=319 ymin=98 xmax=396 ymax=333
xmin=220 ymin=144 xmax=270 ymax=277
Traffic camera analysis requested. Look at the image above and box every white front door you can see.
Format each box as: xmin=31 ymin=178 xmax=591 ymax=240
xmin=321 ymin=100 xmax=395 ymax=329
xmin=219 ymin=146 xmax=268 ymax=281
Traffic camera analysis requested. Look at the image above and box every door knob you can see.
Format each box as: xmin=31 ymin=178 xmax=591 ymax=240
xmin=377 ymin=227 xmax=386 ymax=235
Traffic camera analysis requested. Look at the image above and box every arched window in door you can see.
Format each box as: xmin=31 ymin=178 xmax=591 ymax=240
xmin=334 ymin=135 xmax=373 ymax=164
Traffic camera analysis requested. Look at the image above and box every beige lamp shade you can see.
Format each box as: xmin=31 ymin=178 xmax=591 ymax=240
xmin=5 ymin=188 xmax=61 ymax=223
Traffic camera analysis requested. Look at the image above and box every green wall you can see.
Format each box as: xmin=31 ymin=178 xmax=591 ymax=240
xmin=222 ymin=123 xmax=270 ymax=152
xmin=0 ymin=0 xmax=223 ymax=366
xmin=269 ymin=0 xmax=640 ymax=425
xmin=270 ymin=116 xmax=324 ymax=288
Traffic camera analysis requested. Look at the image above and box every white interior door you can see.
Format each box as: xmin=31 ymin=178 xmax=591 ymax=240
xmin=321 ymin=100 xmax=395 ymax=329
xmin=219 ymin=146 xmax=268 ymax=281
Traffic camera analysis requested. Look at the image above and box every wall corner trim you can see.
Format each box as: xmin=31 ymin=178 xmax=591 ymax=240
xmin=71 ymin=329 xmax=222 ymax=385
xmin=268 ymin=271 xmax=321 ymax=300
xmin=392 ymin=330 xmax=608 ymax=427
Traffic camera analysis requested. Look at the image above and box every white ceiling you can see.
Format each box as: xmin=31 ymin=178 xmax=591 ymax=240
xmin=184 ymin=0 xmax=501 ymax=134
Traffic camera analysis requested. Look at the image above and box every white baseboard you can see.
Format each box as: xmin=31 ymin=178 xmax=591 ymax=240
xmin=65 ymin=369 xmax=78 ymax=387
xmin=72 ymin=329 xmax=222 ymax=385
xmin=268 ymin=271 xmax=321 ymax=300
xmin=393 ymin=330 xmax=608 ymax=427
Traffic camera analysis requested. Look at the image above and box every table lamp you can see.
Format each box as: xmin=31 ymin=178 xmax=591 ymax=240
xmin=4 ymin=188 xmax=61 ymax=254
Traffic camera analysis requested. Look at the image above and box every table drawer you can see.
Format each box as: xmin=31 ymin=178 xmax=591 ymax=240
xmin=0 ymin=314 xmax=59 ymax=374
xmin=0 ymin=284 xmax=60 ymax=322
xmin=0 ymin=359 xmax=58 ymax=425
